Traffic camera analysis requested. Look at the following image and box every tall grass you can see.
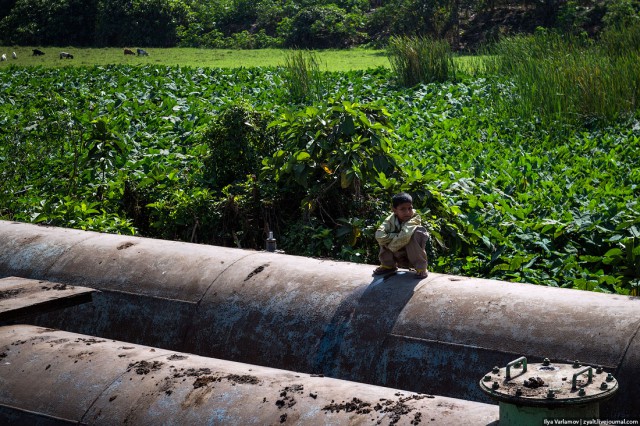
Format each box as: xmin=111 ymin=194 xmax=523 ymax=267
xmin=282 ymin=50 xmax=325 ymax=104
xmin=386 ymin=36 xmax=457 ymax=87
xmin=485 ymin=26 xmax=640 ymax=124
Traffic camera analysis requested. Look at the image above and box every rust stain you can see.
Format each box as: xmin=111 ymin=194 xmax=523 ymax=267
xmin=225 ymin=374 xmax=260 ymax=385
xmin=0 ymin=288 xmax=22 ymax=299
xmin=181 ymin=378 xmax=216 ymax=408
xmin=70 ymin=351 xmax=94 ymax=360
xmin=117 ymin=242 xmax=135 ymax=250
xmin=193 ymin=375 xmax=221 ymax=388
xmin=275 ymin=384 xmax=304 ymax=410
xmin=75 ymin=338 xmax=106 ymax=345
xmin=40 ymin=283 xmax=68 ymax=291
xmin=128 ymin=360 xmax=164 ymax=375
xmin=167 ymin=354 xmax=188 ymax=361
xmin=323 ymin=393 xmax=435 ymax=423
xmin=171 ymin=367 xmax=212 ymax=378
xmin=244 ymin=264 xmax=269 ymax=281
xmin=20 ymin=235 xmax=42 ymax=244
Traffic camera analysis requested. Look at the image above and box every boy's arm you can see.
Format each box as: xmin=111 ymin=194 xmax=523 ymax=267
xmin=375 ymin=214 xmax=397 ymax=246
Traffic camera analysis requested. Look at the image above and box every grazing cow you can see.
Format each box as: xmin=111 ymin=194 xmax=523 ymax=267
xmin=32 ymin=49 xmax=45 ymax=56
xmin=12 ymin=52 xmax=16 ymax=59
xmin=137 ymin=48 xmax=149 ymax=56
xmin=1 ymin=54 xmax=6 ymax=61
xmin=60 ymin=52 xmax=74 ymax=59
xmin=124 ymin=48 xmax=135 ymax=55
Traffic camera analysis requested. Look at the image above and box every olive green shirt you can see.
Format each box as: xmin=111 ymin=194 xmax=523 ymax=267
xmin=375 ymin=213 xmax=422 ymax=253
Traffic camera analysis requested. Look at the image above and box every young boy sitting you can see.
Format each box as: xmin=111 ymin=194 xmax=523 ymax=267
xmin=373 ymin=192 xmax=429 ymax=279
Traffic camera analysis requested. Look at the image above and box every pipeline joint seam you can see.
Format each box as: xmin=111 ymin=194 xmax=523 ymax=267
xmin=614 ymin=317 xmax=640 ymax=378
xmin=0 ymin=401 xmax=82 ymax=424
xmin=5 ymin=230 xmax=97 ymax=282
xmin=177 ymin=251 xmax=264 ymax=349
xmin=92 ymin=287 xmax=200 ymax=305
xmin=387 ymin=333 xmax=618 ymax=370
xmin=196 ymin=250 xmax=263 ymax=306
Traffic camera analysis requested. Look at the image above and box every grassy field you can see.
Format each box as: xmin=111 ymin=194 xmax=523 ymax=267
xmin=0 ymin=46 xmax=392 ymax=71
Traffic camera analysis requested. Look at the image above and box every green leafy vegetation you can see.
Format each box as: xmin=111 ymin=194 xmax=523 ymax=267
xmin=1 ymin=54 xmax=639 ymax=295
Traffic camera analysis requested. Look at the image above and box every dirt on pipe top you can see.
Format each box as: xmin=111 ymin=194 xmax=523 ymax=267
xmin=0 ymin=325 xmax=499 ymax=425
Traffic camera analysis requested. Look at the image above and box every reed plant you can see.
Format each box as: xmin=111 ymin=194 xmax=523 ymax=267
xmin=486 ymin=26 xmax=640 ymax=125
xmin=282 ymin=49 xmax=325 ymax=104
xmin=386 ymin=36 xmax=457 ymax=87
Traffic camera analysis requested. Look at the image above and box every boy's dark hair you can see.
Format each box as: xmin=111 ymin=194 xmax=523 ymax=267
xmin=392 ymin=192 xmax=413 ymax=208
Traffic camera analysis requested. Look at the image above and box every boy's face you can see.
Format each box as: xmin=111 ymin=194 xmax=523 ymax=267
xmin=393 ymin=202 xmax=414 ymax=222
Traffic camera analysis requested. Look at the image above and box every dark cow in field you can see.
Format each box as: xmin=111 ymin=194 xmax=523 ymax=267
xmin=137 ymin=48 xmax=149 ymax=56
xmin=59 ymin=52 xmax=74 ymax=59
xmin=32 ymin=49 xmax=45 ymax=56
xmin=124 ymin=48 xmax=135 ymax=55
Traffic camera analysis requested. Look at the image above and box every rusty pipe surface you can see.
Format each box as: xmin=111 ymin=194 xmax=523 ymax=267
xmin=0 ymin=325 xmax=499 ymax=425
xmin=0 ymin=221 xmax=638 ymax=419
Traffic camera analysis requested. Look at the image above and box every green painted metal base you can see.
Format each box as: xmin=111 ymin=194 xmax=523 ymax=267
xmin=499 ymin=402 xmax=599 ymax=426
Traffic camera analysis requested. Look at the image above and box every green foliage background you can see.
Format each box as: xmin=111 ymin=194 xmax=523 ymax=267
xmin=1 ymin=0 xmax=639 ymax=49
xmin=1 ymin=48 xmax=639 ymax=295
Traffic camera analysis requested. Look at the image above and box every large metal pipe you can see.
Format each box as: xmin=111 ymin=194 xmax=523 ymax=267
xmin=0 ymin=325 xmax=498 ymax=424
xmin=0 ymin=221 xmax=639 ymax=419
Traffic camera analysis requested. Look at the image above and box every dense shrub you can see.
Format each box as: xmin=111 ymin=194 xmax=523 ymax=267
xmin=203 ymin=103 xmax=278 ymax=189
xmin=262 ymin=98 xmax=402 ymax=258
xmin=0 ymin=0 xmax=192 ymax=47
xmin=95 ymin=0 xmax=189 ymax=47
xmin=284 ymin=5 xmax=361 ymax=48
xmin=602 ymin=0 xmax=640 ymax=28
xmin=0 ymin=0 xmax=98 ymax=46
xmin=366 ymin=0 xmax=445 ymax=40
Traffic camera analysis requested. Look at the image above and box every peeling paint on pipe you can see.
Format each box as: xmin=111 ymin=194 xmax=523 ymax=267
xmin=0 ymin=221 xmax=639 ymax=419
xmin=0 ymin=325 xmax=499 ymax=425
